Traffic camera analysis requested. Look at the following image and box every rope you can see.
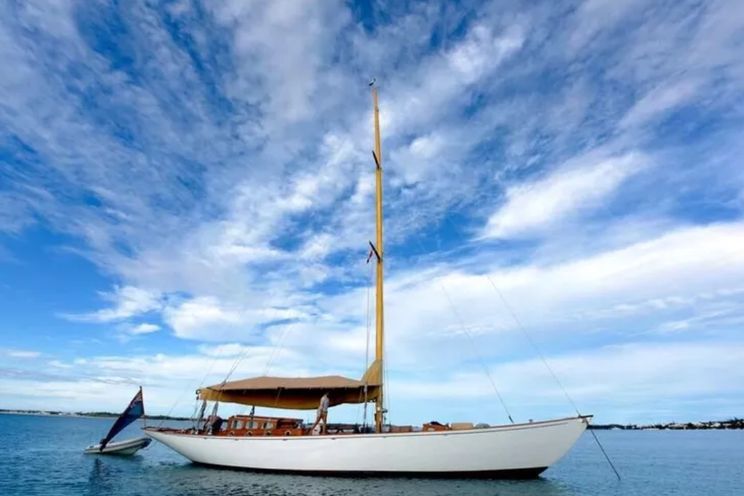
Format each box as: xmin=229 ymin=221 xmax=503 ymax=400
xmin=363 ymin=260 xmax=373 ymax=428
xmin=383 ymin=355 xmax=390 ymax=426
xmin=263 ymin=318 xmax=294 ymax=376
xmin=485 ymin=274 xmax=621 ymax=479
xmin=484 ymin=275 xmax=582 ymax=416
xmin=157 ymin=349 xmax=222 ymax=427
xmin=438 ymin=281 xmax=515 ymax=424
xmin=210 ymin=341 xmax=260 ymax=414
xmin=589 ymin=428 xmax=622 ymax=480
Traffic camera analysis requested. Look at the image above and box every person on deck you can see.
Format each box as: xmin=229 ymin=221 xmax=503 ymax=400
xmin=310 ymin=392 xmax=330 ymax=434
xmin=207 ymin=415 xmax=223 ymax=435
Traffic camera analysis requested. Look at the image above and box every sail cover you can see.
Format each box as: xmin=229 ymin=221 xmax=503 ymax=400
xmin=199 ymin=374 xmax=380 ymax=410
xmin=100 ymin=388 xmax=145 ymax=450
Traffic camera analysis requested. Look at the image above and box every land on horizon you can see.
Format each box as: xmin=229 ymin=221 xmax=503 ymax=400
xmin=2 ymin=408 xmax=741 ymax=430
xmin=0 ymin=408 xmax=191 ymax=421
xmin=588 ymin=419 xmax=743 ymax=430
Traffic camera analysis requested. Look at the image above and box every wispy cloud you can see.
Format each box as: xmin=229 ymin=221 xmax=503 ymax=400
xmin=481 ymin=152 xmax=647 ymax=239
xmin=128 ymin=323 xmax=160 ymax=335
xmin=619 ymin=80 xmax=701 ymax=129
xmin=391 ymin=340 xmax=744 ymax=423
xmin=62 ymin=286 xmax=162 ymax=323
xmin=2 ymin=349 xmax=42 ymax=359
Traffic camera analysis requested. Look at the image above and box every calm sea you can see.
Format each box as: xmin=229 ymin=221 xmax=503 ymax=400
xmin=0 ymin=414 xmax=741 ymax=496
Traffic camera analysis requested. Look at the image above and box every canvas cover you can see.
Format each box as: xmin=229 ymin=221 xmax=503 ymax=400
xmin=199 ymin=364 xmax=382 ymax=409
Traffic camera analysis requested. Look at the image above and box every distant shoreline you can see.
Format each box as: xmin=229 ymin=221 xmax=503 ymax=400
xmin=589 ymin=419 xmax=743 ymax=430
xmin=0 ymin=409 xmax=190 ymax=421
xmin=1 ymin=409 xmax=741 ymax=429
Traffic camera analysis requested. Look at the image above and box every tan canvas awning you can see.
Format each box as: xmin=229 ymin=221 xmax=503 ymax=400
xmin=199 ymin=368 xmax=381 ymax=410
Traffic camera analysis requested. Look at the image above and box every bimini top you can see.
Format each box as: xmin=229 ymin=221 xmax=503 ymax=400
xmin=198 ymin=361 xmax=382 ymax=410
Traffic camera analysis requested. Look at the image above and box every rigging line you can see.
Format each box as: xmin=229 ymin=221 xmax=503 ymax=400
xmin=406 ymin=234 xmax=513 ymax=423
xmin=381 ymin=302 xmax=390 ymax=426
xmin=211 ymin=339 xmax=262 ymax=409
xmin=365 ymin=259 xmax=373 ymax=375
xmin=223 ymin=312 xmax=294 ymax=394
xmin=383 ymin=356 xmax=391 ymax=425
xmin=485 ymin=275 xmax=622 ymax=480
xmin=438 ymin=282 xmax=515 ymax=424
xmin=158 ymin=390 xmax=190 ymax=428
xmin=379 ymin=247 xmax=389 ymax=425
xmin=363 ymin=259 xmax=373 ymax=427
xmin=484 ymin=275 xmax=582 ymax=416
xmin=589 ymin=428 xmax=622 ymax=480
xmin=158 ymin=349 xmax=223 ymax=427
xmin=263 ymin=318 xmax=294 ymax=376
xmin=222 ymin=343 xmax=258 ymax=393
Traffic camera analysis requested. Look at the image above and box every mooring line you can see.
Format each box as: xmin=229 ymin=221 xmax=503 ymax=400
xmin=589 ymin=427 xmax=622 ymax=480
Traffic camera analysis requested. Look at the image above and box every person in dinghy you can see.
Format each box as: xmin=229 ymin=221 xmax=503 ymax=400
xmin=84 ymin=387 xmax=152 ymax=456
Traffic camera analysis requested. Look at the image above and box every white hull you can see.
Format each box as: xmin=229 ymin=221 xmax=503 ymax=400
xmin=146 ymin=416 xmax=588 ymax=477
xmin=84 ymin=436 xmax=152 ymax=455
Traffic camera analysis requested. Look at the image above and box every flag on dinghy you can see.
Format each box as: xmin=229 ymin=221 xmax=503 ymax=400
xmin=100 ymin=387 xmax=145 ymax=451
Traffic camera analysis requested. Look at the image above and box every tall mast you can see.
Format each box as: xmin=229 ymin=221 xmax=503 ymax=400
xmin=371 ymin=83 xmax=385 ymax=433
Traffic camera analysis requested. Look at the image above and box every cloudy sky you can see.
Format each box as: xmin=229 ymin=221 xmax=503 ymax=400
xmin=1 ymin=0 xmax=743 ymax=425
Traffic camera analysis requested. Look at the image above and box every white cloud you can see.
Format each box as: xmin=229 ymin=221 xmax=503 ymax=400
xmin=163 ymin=296 xmax=243 ymax=336
xmin=213 ymin=0 xmax=350 ymax=125
xmin=128 ymin=323 xmax=160 ymax=335
xmin=2 ymin=338 xmax=741 ymax=424
xmin=446 ymin=24 xmax=524 ymax=85
xmin=384 ymin=23 xmax=525 ymax=138
xmin=63 ymin=286 xmax=162 ymax=323
xmin=0 ymin=193 xmax=35 ymax=234
xmin=620 ymin=79 xmax=700 ymax=129
xmin=389 ymin=340 xmax=744 ymax=423
xmin=48 ymin=360 xmax=72 ymax=369
xmin=0 ymin=343 xmax=339 ymax=416
xmin=100 ymin=219 xmax=741 ymax=378
xmin=2 ymin=349 xmax=41 ymax=359
xmin=481 ymin=152 xmax=647 ymax=239
xmin=279 ymin=221 xmax=744 ymax=379
xmin=198 ymin=343 xmax=253 ymax=357
xmin=3 ymin=223 xmax=744 ymax=422
xmin=569 ymin=0 xmax=647 ymax=50
xmin=391 ymin=132 xmax=450 ymax=186
xmin=162 ymin=296 xmax=310 ymax=340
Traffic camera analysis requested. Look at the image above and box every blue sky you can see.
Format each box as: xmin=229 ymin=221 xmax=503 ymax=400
xmin=1 ymin=0 xmax=743 ymax=425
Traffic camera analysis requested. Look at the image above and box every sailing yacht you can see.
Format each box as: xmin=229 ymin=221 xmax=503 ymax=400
xmin=145 ymin=85 xmax=590 ymax=478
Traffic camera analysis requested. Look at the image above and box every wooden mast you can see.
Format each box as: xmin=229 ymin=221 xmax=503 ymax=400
xmin=371 ymin=83 xmax=385 ymax=433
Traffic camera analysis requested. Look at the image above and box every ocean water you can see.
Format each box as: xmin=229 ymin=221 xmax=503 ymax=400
xmin=0 ymin=414 xmax=741 ymax=496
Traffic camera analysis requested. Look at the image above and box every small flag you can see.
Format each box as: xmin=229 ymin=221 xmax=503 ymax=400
xmin=100 ymin=387 xmax=145 ymax=451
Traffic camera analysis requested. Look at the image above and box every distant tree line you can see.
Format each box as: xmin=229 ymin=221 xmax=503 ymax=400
xmin=2 ymin=409 xmax=741 ymax=429
xmin=0 ymin=409 xmax=190 ymax=421
xmin=590 ymin=418 xmax=743 ymax=430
